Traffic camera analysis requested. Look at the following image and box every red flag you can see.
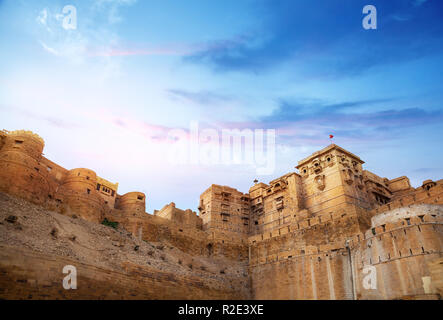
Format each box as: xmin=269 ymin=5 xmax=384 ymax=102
xmin=329 ymin=134 xmax=334 ymax=139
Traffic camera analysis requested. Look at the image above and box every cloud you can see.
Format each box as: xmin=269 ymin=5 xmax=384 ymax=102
xmin=92 ymin=0 xmax=138 ymax=24
xmin=34 ymin=1 xmax=137 ymax=67
xmin=1 ymin=105 xmax=81 ymax=130
xmin=184 ymin=0 xmax=443 ymax=77
xmin=264 ymin=100 xmax=443 ymax=134
xmin=36 ymin=8 xmax=48 ymax=27
xmin=390 ymin=14 xmax=413 ymax=22
xmin=412 ymin=167 xmax=440 ymax=173
xmin=211 ymin=97 xmax=443 ymax=147
xmin=39 ymin=41 xmax=59 ymax=56
xmin=167 ymin=89 xmax=234 ymax=106
xmin=413 ymin=0 xmax=428 ymax=7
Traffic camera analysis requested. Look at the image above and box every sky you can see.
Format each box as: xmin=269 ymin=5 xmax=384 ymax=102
xmin=1 ymin=0 xmax=443 ymax=213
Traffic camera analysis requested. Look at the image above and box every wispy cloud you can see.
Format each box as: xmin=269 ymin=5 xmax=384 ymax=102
xmin=34 ymin=0 xmax=138 ymax=67
xmin=413 ymin=167 xmax=440 ymax=173
xmin=167 ymin=89 xmax=234 ymax=105
xmin=211 ymin=97 xmax=443 ymax=147
xmin=413 ymin=0 xmax=428 ymax=7
xmin=184 ymin=0 xmax=443 ymax=77
xmin=1 ymin=105 xmax=81 ymax=130
xmin=92 ymin=0 xmax=138 ymax=24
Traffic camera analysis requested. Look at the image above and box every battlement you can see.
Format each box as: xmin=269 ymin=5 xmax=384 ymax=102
xmin=154 ymin=202 xmax=202 ymax=230
xmin=1 ymin=129 xmax=442 ymax=300
xmin=296 ymin=144 xmax=364 ymax=169
xmin=7 ymin=130 xmax=45 ymax=147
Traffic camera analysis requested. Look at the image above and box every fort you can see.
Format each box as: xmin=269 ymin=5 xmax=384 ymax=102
xmin=0 ymin=128 xmax=442 ymax=299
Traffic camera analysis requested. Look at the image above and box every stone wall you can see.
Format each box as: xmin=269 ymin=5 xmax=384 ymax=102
xmin=154 ymin=202 xmax=202 ymax=230
xmin=0 ymin=130 xmax=50 ymax=205
xmin=1 ymin=129 xmax=442 ymax=300
xmin=198 ymin=185 xmax=250 ymax=245
xmin=249 ymin=207 xmax=443 ymax=300
xmin=0 ymin=245 xmax=247 ymax=299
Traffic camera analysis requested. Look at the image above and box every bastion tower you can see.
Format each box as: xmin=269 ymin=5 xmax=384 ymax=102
xmin=0 ymin=130 xmax=50 ymax=205
xmin=55 ymin=168 xmax=107 ymax=223
xmin=115 ymin=192 xmax=146 ymax=217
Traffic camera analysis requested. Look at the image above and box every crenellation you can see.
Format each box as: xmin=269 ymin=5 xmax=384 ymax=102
xmin=1 ymin=129 xmax=442 ymax=300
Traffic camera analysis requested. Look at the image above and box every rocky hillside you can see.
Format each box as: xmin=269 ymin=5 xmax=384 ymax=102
xmin=0 ymin=192 xmax=250 ymax=299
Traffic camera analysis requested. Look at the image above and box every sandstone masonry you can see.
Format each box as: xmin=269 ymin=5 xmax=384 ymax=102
xmin=0 ymin=129 xmax=442 ymax=299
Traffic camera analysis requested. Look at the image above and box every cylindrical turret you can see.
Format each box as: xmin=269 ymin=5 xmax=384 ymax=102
xmin=116 ymin=191 xmax=146 ymax=215
xmin=56 ymin=168 xmax=106 ymax=223
xmin=0 ymin=130 xmax=49 ymax=204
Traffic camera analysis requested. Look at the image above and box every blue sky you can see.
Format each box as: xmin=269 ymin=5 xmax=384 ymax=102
xmin=1 ymin=0 xmax=442 ymax=212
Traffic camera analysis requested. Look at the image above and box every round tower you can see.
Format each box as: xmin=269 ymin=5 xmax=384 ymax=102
xmin=0 ymin=130 xmax=50 ymax=204
xmin=116 ymin=192 xmax=146 ymax=215
xmin=56 ymin=168 xmax=106 ymax=223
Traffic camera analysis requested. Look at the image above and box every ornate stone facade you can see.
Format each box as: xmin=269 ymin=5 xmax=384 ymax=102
xmin=0 ymin=129 xmax=442 ymax=299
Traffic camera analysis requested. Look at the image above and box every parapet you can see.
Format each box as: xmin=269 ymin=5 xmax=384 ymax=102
xmin=1 ymin=130 xmax=45 ymax=160
xmin=55 ymin=168 xmax=106 ymax=223
xmin=0 ymin=130 xmax=7 ymax=149
xmin=115 ymin=191 xmax=146 ymax=214
xmin=155 ymin=202 xmax=202 ymax=230
xmin=61 ymin=168 xmax=98 ymax=190
xmin=8 ymin=130 xmax=45 ymax=147
xmin=0 ymin=130 xmax=49 ymax=204
xmin=422 ymin=180 xmax=437 ymax=191
xmin=371 ymin=204 xmax=443 ymax=228
xmin=296 ymin=144 xmax=364 ymax=170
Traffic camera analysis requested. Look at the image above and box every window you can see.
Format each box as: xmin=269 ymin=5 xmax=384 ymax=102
xmin=137 ymin=195 xmax=144 ymax=200
xmin=111 ymin=190 xmax=115 ymax=197
xmin=206 ymin=243 xmax=213 ymax=256
xmin=96 ymin=183 xmax=101 ymax=191
xmin=15 ymin=140 xmax=23 ymax=144
xmin=87 ymin=189 xmax=91 ymax=194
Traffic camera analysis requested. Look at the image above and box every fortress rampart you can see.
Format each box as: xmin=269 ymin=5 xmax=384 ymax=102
xmin=115 ymin=192 xmax=146 ymax=215
xmin=55 ymin=168 xmax=106 ymax=223
xmin=0 ymin=129 xmax=442 ymax=300
xmin=0 ymin=130 xmax=50 ymax=205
